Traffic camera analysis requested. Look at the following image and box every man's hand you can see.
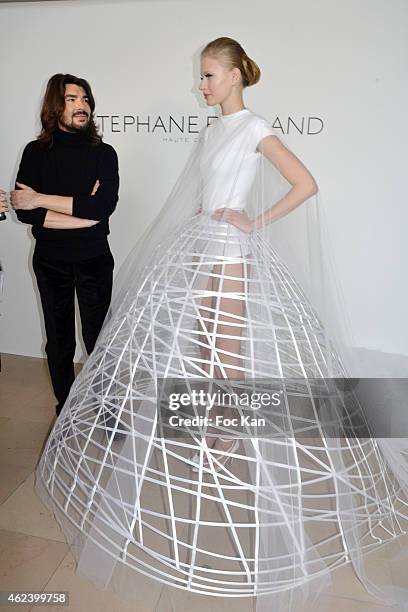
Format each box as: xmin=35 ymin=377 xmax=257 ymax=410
xmin=10 ymin=182 xmax=38 ymax=210
xmin=0 ymin=189 xmax=9 ymax=214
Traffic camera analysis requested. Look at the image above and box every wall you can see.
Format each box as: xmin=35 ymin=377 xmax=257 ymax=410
xmin=0 ymin=0 xmax=407 ymax=364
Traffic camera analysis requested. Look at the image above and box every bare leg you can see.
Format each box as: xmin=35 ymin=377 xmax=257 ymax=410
xmin=197 ymin=268 xmax=217 ymax=447
xmin=197 ymin=275 xmax=215 ymax=376
xmin=209 ymin=262 xmax=246 ymax=453
xmin=195 ymin=260 xmax=249 ymax=457
xmin=212 ymin=261 xmax=245 ymax=379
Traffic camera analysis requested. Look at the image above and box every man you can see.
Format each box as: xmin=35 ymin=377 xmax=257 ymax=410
xmin=11 ymin=73 xmax=119 ymax=416
xmin=0 ymin=189 xmax=8 ymax=219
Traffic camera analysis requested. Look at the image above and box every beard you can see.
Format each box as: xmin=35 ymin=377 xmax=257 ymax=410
xmin=59 ymin=113 xmax=90 ymax=133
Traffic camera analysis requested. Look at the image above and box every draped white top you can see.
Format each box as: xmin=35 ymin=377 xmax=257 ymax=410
xmin=201 ymin=108 xmax=275 ymax=213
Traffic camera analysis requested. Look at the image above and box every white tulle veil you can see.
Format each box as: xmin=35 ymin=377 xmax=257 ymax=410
xmin=35 ymin=108 xmax=408 ymax=612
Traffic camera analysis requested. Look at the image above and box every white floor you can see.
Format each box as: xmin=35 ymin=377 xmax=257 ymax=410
xmin=0 ymin=353 xmax=403 ymax=611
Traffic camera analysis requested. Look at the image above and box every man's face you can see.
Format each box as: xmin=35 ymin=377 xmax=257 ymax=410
xmin=59 ymin=84 xmax=91 ymax=132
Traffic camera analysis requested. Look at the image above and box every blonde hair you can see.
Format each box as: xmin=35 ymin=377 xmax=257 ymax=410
xmin=201 ymin=37 xmax=260 ymax=87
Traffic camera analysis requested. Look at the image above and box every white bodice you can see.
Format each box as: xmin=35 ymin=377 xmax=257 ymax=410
xmin=200 ymin=108 xmax=275 ymax=213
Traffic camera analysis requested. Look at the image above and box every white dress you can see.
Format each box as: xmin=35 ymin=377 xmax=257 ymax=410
xmin=35 ymin=108 xmax=408 ymax=610
xmin=200 ymin=108 xmax=274 ymax=257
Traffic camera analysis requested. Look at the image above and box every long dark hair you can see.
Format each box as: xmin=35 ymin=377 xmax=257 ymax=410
xmin=38 ymin=73 xmax=102 ymax=148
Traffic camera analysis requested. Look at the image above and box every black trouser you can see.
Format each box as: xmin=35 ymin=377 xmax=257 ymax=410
xmin=32 ymin=250 xmax=114 ymax=415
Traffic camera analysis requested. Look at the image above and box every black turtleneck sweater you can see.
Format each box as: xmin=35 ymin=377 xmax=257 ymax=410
xmin=15 ymin=128 xmax=119 ymax=261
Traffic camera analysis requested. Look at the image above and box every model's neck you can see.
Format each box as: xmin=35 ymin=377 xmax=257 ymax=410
xmin=220 ymin=97 xmax=245 ymax=117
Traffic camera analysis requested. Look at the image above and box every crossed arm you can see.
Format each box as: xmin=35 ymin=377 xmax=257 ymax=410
xmin=43 ymin=210 xmax=98 ymax=229
xmin=11 ymin=143 xmax=119 ymax=230
xmin=11 ymin=180 xmax=100 ymax=229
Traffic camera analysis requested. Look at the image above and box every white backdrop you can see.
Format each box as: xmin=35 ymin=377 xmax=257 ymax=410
xmin=0 ymin=0 xmax=407 ymax=366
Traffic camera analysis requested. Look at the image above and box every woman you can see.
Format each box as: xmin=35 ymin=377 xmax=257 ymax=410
xmin=36 ymin=38 xmax=408 ymax=610
xmin=190 ymin=38 xmax=318 ymax=471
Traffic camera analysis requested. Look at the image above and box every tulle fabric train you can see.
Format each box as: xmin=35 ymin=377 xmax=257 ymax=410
xmin=35 ymin=109 xmax=408 ymax=610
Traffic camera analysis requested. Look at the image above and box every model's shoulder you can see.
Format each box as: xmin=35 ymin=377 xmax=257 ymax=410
xmin=246 ymin=111 xmax=273 ymax=129
xmin=246 ymin=111 xmax=277 ymax=143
